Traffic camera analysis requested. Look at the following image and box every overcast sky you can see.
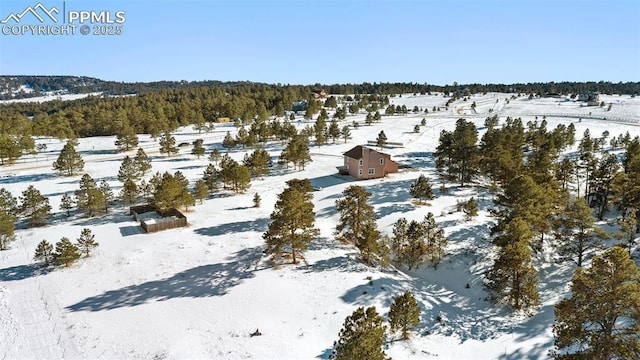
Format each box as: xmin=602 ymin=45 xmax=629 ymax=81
xmin=1 ymin=0 xmax=639 ymax=85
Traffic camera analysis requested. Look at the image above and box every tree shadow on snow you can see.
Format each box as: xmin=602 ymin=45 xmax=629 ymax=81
xmin=0 ymin=172 xmax=57 ymax=184
xmin=193 ymin=218 xmax=270 ymax=236
xmin=66 ymin=247 xmax=264 ymax=312
xmin=0 ymin=264 xmax=52 ymax=281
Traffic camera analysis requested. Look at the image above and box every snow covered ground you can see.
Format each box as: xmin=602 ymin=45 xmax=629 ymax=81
xmin=0 ymin=93 xmax=639 ymax=359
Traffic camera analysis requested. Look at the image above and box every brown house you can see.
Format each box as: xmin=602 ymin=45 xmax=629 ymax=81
xmin=340 ymin=146 xmax=399 ymax=180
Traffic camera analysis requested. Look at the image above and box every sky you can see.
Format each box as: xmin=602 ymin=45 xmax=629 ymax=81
xmin=0 ymin=0 xmax=639 ymax=85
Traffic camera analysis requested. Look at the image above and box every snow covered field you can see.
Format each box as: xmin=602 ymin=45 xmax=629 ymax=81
xmin=0 ymin=93 xmax=639 ymax=359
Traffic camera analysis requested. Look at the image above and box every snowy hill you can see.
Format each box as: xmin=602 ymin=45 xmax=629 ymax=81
xmin=0 ymin=93 xmax=639 ymax=359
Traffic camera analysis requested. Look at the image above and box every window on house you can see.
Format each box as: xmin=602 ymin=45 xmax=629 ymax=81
xmin=358 ymin=169 xmax=363 ymax=176
xmin=358 ymin=159 xmax=363 ymax=166
xmin=379 ymin=157 xmax=384 ymax=165
xmin=368 ymin=168 xmax=375 ymax=175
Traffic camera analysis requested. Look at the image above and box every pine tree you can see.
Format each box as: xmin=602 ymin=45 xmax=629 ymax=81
xmin=0 ymin=188 xmax=17 ymax=216
xmin=243 ymin=147 xmax=271 ymax=178
xmin=558 ymin=197 xmax=608 ymax=267
xmin=120 ymin=178 xmax=138 ymax=206
xmin=19 ymin=185 xmax=51 ymax=227
xmin=553 ymin=246 xmax=640 ymax=359
xmin=222 ymin=131 xmax=235 ymax=151
xmin=340 ymin=125 xmax=351 ymax=143
xmin=208 ymin=148 xmax=221 ymax=165
xmin=33 ymin=239 xmax=54 ymax=266
xmin=159 ymin=130 xmax=178 ymax=157
xmin=487 ymin=218 xmax=540 ymax=311
xmin=117 ymin=156 xmax=137 ymax=183
xmin=60 ymin=193 xmax=74 ymax=216
xmin=52 ymin=141 xmax=84 ymax=176
xmin=335 ymin=185 xmax=388 ymax=266
xmin=414 ymin=124 xmax=420 ymax=133
xmin=422 ymin=212 xmax=447 ymax=265
xmin=0 ymin=210 xmax=16 ymax=250
xmin=281 ymin=135 xmax=311 ymax=170
xmin=75 ymin=174 xmax=105 ymax=217
xmin=335 ymin=185 xmax=375 ymax=244
xmin=253 ymin=193 xmax=261 ymax=208
xmin=376 ymin=130 xmax=387 ymax=148
xmin=54 ymin=237 xmax=81 ymax=267
xmin=421 ymin=118 xmax=427 ymax=126
xmin=114 ymin=125 xmax=138 ymax=152
xmin=616 ymin=208 xmax=638 ymax=254
xmin=263 ymin=179 xmax=319 ymax=264
xmin=462 ymin=197 xmax=479 ymax=220
xmin=410 ymin=174 xmax=434 ymax=204
xmin=388 ymin=291 xmax=421 ymax=340
xmin=191 ymin=138 xmax=205 ymax=159
xmin=133 ymin=148 xmax=152 ymax=177
xmin=330 ymin=307 xmax=389 ymax=360
xmin=153 ymin=171 xmax=195 ymax=212
xmin=0 ymin=134 xmax=21 ymax=165
xmin=219 ymin=159 xmax=251 ymax=193
xmin=314 ymin=116 xmax=327 ymax=145
xmin=400 ymin=220 xmax=428 ymax=270
xmin=329 ymin=119 xmax=341 ymax=144
xmin=203 ymin=163 xmax=218 ymax=192
xmin=76 ymin=228 xmax=98 ymax=257
xmin=193 ymin=179 xmax=208 ymax=204
xmin=391 ymin=217 xmax=408 ymax=259
xmin=99 ymin=181 xmax=113 ymax=212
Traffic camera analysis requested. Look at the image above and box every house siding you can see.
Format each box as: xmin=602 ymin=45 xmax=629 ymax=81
xmin=343 ymin=146 xmax=398 ymax=180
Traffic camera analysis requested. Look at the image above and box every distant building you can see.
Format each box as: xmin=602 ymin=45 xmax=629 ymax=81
xmin=578 ymin=92 xmax=600 ymax=104
xmin=292 ymin=100 xmax=307 ymax=113
xmin=339 ymin=145 xmax=399 ymax=180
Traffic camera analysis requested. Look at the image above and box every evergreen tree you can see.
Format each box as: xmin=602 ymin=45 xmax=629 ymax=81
xmin=414 ymin=124 xmax=420 ymax=133
xmin=191 ymin=139 xmax=205 ymax=159
xmin=222 ymin=131 xmax=236 ymax=151
xmin=99 ymin=180 xmax=114 ymax=212
xmin=335 ymin=185 xmax=388 ymax=266
xmin=0 ymin=134 xmax=21 ymax=165
xmin=553 ymin=246 xmax=640 ymax=359
xmin=616 ymin=208 xmax=638 ymax=254
xmin=421 ymin=118 xmax=427 ymax=126
xmin=208 ymin=148 xmax=221 ymax=165
xmin=120 ymin=178 xmax=138 ymax=205
xmin=462 ymin=197 xmax=479 ymax=220
xmin=376 ymin=130 xmax=387 ymax=148
xmin=114 ymin=125 xmax=138 ymax=152
xmin=487 ymin=218 xmax=540 ymax=311
xmin=0 ymin=188 xmax=18 ymax=216
xmin=52 ymin=140 xmax=84 ymax=176
xmin=388 ymin=291 xmax=421 ymax=340
xmin=0 ymin=210 xmax=16 ymax=250
xmin=159 ymin=130 xmax=178 ymax=157
xmin=76 ymin=228 xmax=98 ymax=257
xmin=54 ymin=237 xmax=81 ymax=267
xmin=243 ymin=147 xmax=271 ymax=178
xmin=253 ymin=192 xmax=261 ymax=208
xmin=193 ymin=179 xmax=208 ymax=204
xmin=153 ymin=171 xmax=195 ymax=212
xmin=117 ymin=155 xmax=137 ymax=183
xmin=59 ymin=193 xmax=74 ymax=216
xmin=410 ymin=174 xmax=434 ymax=204
xmin=340 ymin=125 xmax=351 ymax=143
xmin=328 ymin=119 xmax=341 ymax=144
xmin=281 ymin=135 xmax=311 ymax=170
xmin=400 ymin=220 xmax=428 ymax=270
xmin=33 ymin=239 xmax=54 ymax=266
xmin=421 ymin=212 xmax=447 ymax=265
xmin=219 ymin=159 xmax=251 ymax=193
xmin=330 ymin=306 xmax=389 ymax=360
xmin=558 ymin=197 xmax=608 ymax=267
xmin=314 ymin=116 xmax=327 ymax=145
xmin=133 ymin=147 xmax=152 ymax=177
xmin=203 ymin=163 xmax=218 ymax=192
xmin=263 ymin=179 xmax=319 ymax=264
xmin=391 ymin=217 xmax=408 ymax=259
xmin=235 ymin=126 xmax=249 ymax=148
xmin=75 ymin=174 xmax=105 ymax=217
xmin=19 ymin=185 xmax=51 ymax=227
xmin=591 ymin=152 xmax=620 ymax=220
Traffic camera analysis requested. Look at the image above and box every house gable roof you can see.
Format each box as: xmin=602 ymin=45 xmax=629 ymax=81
xmin=343 ymin=145 xmax=391 ymax=160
